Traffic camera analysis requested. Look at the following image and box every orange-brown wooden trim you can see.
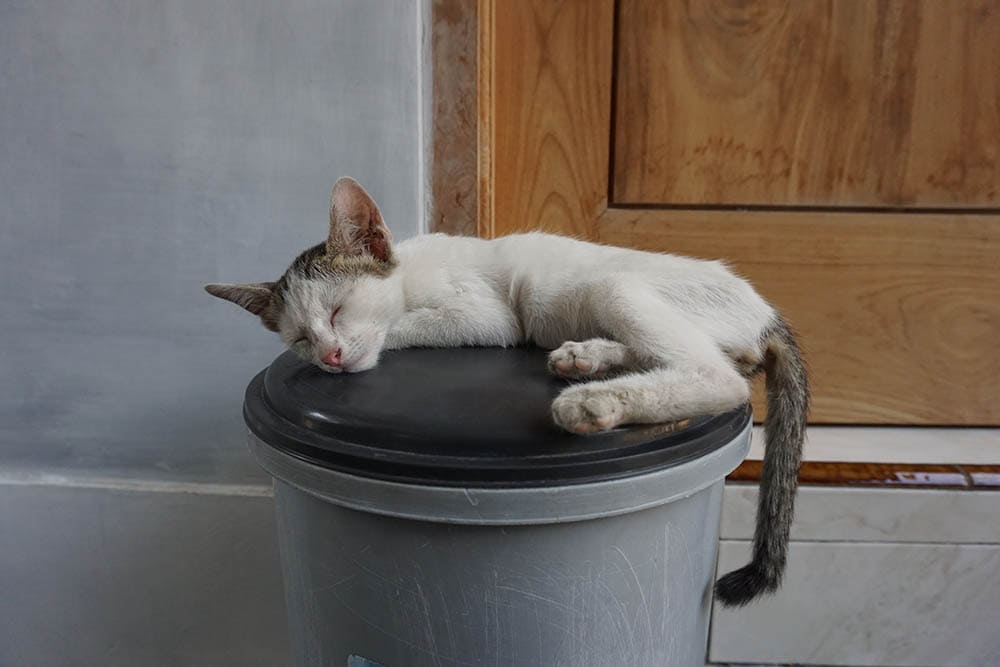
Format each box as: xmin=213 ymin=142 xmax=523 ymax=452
xmin=728 ymin=461 xmax=1000 ymax=490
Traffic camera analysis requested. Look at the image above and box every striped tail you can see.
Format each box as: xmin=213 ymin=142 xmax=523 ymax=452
xmin=714 ymin=316 xmax=809 ymax=607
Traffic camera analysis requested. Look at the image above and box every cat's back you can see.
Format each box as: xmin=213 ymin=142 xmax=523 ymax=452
xmin=397 ymin=232 xmax=491 ymax=254
xmin=490 ymin=232 xmax=726 ymax=280
xmin=401 ymin=231 xmax=758 ymax=296
xmin=492 ymin=233 xmax=774 ymax=335
xmin=398 ymin=232 xmax=629 ymax=277
xmin=399 ymin=232 xmax=772 ymax=346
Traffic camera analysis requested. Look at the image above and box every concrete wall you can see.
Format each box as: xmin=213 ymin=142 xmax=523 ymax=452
xmin=0 ymin=1 xmax=424 ymax=663
xmin=0 ymin=0 xmax=424 ymax=484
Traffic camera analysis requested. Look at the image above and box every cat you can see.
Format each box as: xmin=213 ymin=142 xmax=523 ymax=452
xmin=206 ymin=176 xmax=809 ymax=607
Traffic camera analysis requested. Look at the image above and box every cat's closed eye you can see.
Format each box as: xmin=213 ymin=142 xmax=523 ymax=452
xmin=330 ymin=306 xmax=342 ymax=326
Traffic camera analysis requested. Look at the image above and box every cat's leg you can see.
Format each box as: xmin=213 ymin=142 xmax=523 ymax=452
xmin=547 ymin=338 xmax=636 ymax=379
xmin=548 ymin=276 xmax=704 ymax=379
xmin=551 ymin=364 xmax=748 ymax=433
xmin=551 ymin=277 xmax=748 ymax=433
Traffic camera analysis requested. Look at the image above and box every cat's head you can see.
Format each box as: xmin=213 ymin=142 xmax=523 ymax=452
xmin=205 ymin=177 xmax=403 ymax=373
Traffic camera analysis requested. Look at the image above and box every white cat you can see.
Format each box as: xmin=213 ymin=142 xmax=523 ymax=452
xmin=207 ymin=177 xmax=809 ymax=607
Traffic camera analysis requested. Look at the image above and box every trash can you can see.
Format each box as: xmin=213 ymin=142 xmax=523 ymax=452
xmin=244 ymin=346 xmax=751 ymax=667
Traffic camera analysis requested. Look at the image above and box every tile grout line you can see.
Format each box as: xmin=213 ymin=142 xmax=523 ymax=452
xmin=0 ymin=470 xmax=274 ymax=497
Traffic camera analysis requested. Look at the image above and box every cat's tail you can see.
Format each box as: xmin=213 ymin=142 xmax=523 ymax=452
xmin=714 ymin=315 xmax=809 ymax=607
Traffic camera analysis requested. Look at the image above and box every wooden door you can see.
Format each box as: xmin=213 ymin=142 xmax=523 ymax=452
xmin=475 ymin=0 xmax=1000 ymax=425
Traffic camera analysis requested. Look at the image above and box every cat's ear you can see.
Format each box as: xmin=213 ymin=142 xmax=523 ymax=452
xmin=204 ymin=282 xmax=276 ymax=317
xmin=327 ymin=177 xmax=393 ymax=263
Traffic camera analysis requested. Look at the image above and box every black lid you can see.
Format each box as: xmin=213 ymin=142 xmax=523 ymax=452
xmin=244 ymin=347 xmax=750 ymax=487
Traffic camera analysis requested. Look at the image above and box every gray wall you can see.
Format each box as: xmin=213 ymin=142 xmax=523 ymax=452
xmin=0 ymin=1 xmax=424 ymax=663
xmin=0 ymin=484 xmax=288 ymax=667
xmin=0 ymin=0 xmax=424 ymax=484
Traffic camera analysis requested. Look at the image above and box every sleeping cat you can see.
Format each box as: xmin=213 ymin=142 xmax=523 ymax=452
xmin=206 ymin=177 xmax=809 ymax=607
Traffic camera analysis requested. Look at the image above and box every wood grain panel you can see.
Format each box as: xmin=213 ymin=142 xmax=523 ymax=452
xmin=600 ymin=209 xmax=1000 ymax=424
xmin=613 ymin=0 xmax=1000 ymax=207
xmin=479 ymin=0 xmax=614 ymax=238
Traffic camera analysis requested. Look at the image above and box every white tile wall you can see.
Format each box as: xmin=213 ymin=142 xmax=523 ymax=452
xmin=712 ymin=486 xmax=1000 ymax=666
xmin=711 ymin=542 xmax=1000 ymax=666
xmin=721 ymin=485 xmax=1000 ymax=544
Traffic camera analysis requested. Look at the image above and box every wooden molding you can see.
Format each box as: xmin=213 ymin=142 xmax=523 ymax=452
xmin=729 ymin=461 xmax=1000 ymax=490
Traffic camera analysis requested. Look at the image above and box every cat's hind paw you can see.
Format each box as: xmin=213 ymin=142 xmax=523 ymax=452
xmin=547 ymin=339 xmax=628 ymax=380
xmin=551 ymin=385 xmax=628 ymax=434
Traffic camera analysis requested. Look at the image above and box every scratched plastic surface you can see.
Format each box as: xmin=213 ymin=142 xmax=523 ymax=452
xmin=276 ymin=479 xmax=724 ymax=667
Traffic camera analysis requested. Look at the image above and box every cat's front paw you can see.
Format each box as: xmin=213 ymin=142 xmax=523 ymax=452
xmin=547 ymin=339 xmax=628 ymax=380
xmin=551 ymin=385 xmax=628 ymax=434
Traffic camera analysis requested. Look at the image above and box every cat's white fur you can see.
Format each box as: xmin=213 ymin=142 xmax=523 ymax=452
xmin=280 ymin=232 xmax=773 ymax=433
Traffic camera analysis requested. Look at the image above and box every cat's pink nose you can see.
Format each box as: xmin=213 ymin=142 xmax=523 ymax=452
xmin=322 ymin=348 xmax=343 ymax=367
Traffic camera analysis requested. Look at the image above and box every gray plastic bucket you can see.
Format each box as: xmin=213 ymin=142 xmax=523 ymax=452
xmin=245 ymin=348 xmax=751 ymax=667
